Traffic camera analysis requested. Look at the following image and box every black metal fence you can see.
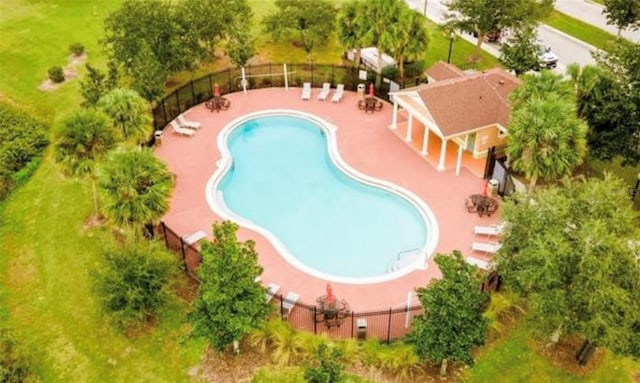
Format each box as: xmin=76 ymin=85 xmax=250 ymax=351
xmin=483 ymin=146 xmax=516 ymax=197
xmin=158 ymin=222 xmax=424 ymax=342
xmin=151 ymin=62 xmax=428 ymax=133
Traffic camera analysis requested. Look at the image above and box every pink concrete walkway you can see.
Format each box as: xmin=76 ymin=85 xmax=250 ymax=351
xmin=155 ymin=87 xmax=501 ymax=311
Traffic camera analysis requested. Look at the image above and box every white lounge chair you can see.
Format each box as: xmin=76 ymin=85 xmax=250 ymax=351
xmin=266 ymin=283 xmax=280 ymax=302
xmin=282 ymin=291 xmax=300 ymax=318
xmin=177 ymin=114 xmax=201 ymax=130
xmin=301 ymin=82 xmax=312 ymax=100
xmin=474 ymin=223 xmax=505 ymax=237
xmin=466 ymin=256 xmax=491 ymax=270
xmin=317 ymin=82 xmax=331 ymax=101
xmin=331 ymin=84 xmax=344 ymax=103
xmin=472 ymin=241 xmax=502 ymax=254
xmin=169 ymin=120 xmax=195 ymax=136
xmin=183 ymin=230 xmax=206 ymax=245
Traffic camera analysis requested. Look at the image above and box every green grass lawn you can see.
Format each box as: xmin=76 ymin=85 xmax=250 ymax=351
xmin=465 ymin=320 xmax=638 ymax=383
xmin=544 ymin=10 xmax=616 ymax=51
xmin=0 ymin=0 xmax=636 ymax=382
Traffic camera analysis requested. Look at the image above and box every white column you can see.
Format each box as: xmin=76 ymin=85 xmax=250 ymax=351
xmin=283 ymin=64 xmax=289 ymax=92
xmin=404 ymin=114 xmax=413 ymax=142
xmin=391 ymin=102 xmax=399 ymax=129
xmin=420 ymin=124 xmax=430 ymax=155
xmin=455 ymin=141 xmax=464 ymax=176
xmin=437 ymin=139 xmax=448 ymax=171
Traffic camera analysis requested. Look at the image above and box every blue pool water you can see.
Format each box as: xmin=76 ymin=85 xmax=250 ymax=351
xmin=218 ymin=115 xmax=428 ymax=279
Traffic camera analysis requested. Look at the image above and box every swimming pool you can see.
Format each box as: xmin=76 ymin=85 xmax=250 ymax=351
xmin=207 ymin=110 xmax=438 ymax=283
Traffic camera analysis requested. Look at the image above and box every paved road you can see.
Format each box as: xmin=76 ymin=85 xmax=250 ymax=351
xmin=405 ymin=0 xmax=597 ymax=72
xmin=555 ymin=0 xmax=640 ymax=43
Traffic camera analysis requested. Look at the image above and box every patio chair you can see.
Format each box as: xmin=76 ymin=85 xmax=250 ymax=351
xmin=466 ymin=256 xmax=491 ymax=270
xmin=169 ymin=120 xmax=195 ymax=136
xmin=282 ymin=291 xmax=300 ymax=319
xmin=331 ymin=84 xmax=344 ymax=103
xmin=472 ymin=241 xmax=502 ymax=254
xmin=177 ymin=114 xmax=201 ymax=130
xmin=301 ymin=82 xmax=312 ymax=100
xmin=183 ymin=230 xmax=206 ymax=245
xmin=266 ymin=283 xmax=280 ymax=302
xmin=474 ymin=223 xmax=505 ymax=237
xmin=317 ymin=82 xmax=331 ymax=101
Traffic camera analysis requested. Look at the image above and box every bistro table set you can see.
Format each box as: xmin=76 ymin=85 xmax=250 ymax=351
xmin=315 ymin=284 xmax=351 ymax=329
xmin=357 ymin=83 xmax=383 ymax=113
xmin=465 ymin=193 xmax=499 ymax=217
xmin=205 ymin=83 xmax=231 ymax=113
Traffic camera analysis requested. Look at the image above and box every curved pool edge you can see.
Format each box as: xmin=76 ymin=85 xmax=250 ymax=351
xmin=206 ymin=109 xmax=440 ymax=285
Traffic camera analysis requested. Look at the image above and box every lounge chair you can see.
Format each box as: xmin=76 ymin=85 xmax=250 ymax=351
xmin=169 ymin=120 xmax=195 ymax=136
xmin=266 ymin=283 xmax=280 ymax=302
xmin=474 ymin=223 xmax=505 ymax=237
xmin=177 ymin=114 xmax=201 ymax=130
xmin=466 ymin=256 xmax=491 ymax=270
xmin=331 ymin=84 xmax=344 ymax=103
xmin=472 ymin=241 xmax=502 ymax=254
xmin=282 ymin=291 xmax=300 ymax=319
xmin=183 ymin=230 xmax=206 ymax=245
xmin=301 ymin=82 xmax=312 ymax=100
xmin=317 ymin=82 xmax=331 ymax=101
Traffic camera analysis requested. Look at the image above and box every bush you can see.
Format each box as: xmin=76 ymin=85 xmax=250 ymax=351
xmin=0 ymin=328 xmax=39 ymax=383
xmin=48 ymin=66 xmax=65 ymax=83
xmin=93 ymin=241 xmax=176 ymax=331
xmin=0 ymin=103 xmax=48 ymax=199
xmin=69 ymin=42 xmax=85 ymax=56
xmin=304 ymin=343 xmax=345 ymax=383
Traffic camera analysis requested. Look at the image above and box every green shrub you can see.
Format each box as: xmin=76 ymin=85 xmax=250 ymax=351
xmin=48 ymin=66 xmax=65 ymax=83
xmin=93 ymin=241 xmax=176 ymax=331
xmin=0 ymin=328 xmax=39 ymax=383
xmin=304 ymin=343 xmax=345 ymax=383
xmin=69 ymin=42 xmax=85 ymax=56
xmin=0 ymin=103 xmax=48 ymax=199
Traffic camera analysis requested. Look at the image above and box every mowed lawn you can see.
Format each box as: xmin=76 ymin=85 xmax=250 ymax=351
xmin=0 ymin=1 xmax=637 ymax=382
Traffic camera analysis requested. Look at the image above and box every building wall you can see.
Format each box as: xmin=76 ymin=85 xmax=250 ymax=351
xmin=473 ymin=125 xmax=507 ymax=157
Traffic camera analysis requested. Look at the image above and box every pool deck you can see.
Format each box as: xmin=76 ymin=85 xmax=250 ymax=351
xmin=155 ymin=87 xmax=501 ymax=311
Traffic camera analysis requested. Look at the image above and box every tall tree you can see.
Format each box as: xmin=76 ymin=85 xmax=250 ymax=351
xmin=226 ymin=28 xmax=256 ymax=68
xmin=80 ymin=64 xmax=108 ymax=108
xmin=494 ymin=175 xmax=640 ymax=361
xmin=98 ymin=88 xmax=151 ymax=145
xmin=500 ymin=24 xmax=540 ymax=75
xmin=190 ymin=221 xmax=272 ymax=353
xmin=336 ymin=0 xmax=367 ymax=67
xmin=390 ymin=7 xmax=430 ymax=79
xmin=409 ymin=251 xmax=488 ymax=376
xmin=97 ymin=148 xmax=173 ymax=232
xmin=603 ymin=0 xmax=640 ymax=35
xmin=263 ymin=0 xmax=336 ymax=56
xmin=93 ymin=241 xmax=175 ymax=330
xmin=54 ymin=109 xmax=117 ymax=217
xmin=129 ymin=42 xmax=166 ymax=103
xmin=568 ymin=64 xmax=640 ymax=166
xmin=507 ymin=72 xmax=587 ymax=190
xmin=361 ymin=0 xmax=404 ymax=74
xmin=445 ymin=0 xmax=553 ymax=48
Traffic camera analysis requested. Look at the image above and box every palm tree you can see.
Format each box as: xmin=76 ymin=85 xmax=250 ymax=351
xmin=509 ymin=70 xmax=574 ymax=109
xmin=54 ymin=109 xmax=117 ymax=218
xmin=506 ymin=94 xmax=587 ymax=191
xmin=362 ymin=0 xmax=404 ymax=76
xmin=336 ymin=0 xmax=367 ymax=67
xmin=97 ymin=148 xmax=174 ymax=234
xmin=98 ymin=88 xmax=152 ymax=145
xmin=391 ymin=7 xmax=430 ymax=79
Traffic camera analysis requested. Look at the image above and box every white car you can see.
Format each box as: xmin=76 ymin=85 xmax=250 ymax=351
xmin=536 ymin=40 xmax=559 ymax=69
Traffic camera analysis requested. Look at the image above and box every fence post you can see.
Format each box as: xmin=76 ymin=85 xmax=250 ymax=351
xmin=208 ymin=74 xmax=213 ymax=96
xmin=313 ymin=306 xmax=317 ymax=334
xmin=387 ymin=308 xmax=392 ymax=344
xmin=179 ymin=238 xmax=187 ymax=271
xmin=190 ymin=80 xmax=196 ymax=103
xmin=175 ymin=92 xmax=181 ymax=114
xmin=350 ymin=313 xmax=355 ymax=339
xmin=161 ymin=222 xmax=169 ymax=249
xmin=161 ymin=101 xmax=168 ymax=128
xmin=280 ymin=294 xmax=284 ymax=320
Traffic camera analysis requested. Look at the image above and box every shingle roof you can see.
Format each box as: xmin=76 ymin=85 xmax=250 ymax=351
xmin=417 ymin=68 xmax=520 ymax=137
xmin=425 ymin=61 xmax=465 ymax=82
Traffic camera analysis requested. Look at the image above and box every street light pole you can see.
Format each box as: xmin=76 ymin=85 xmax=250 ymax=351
xmin=447 ymin=34 xmax=454 ymax=64
xmin=423 ymin=0 xmax=428 ymax=16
